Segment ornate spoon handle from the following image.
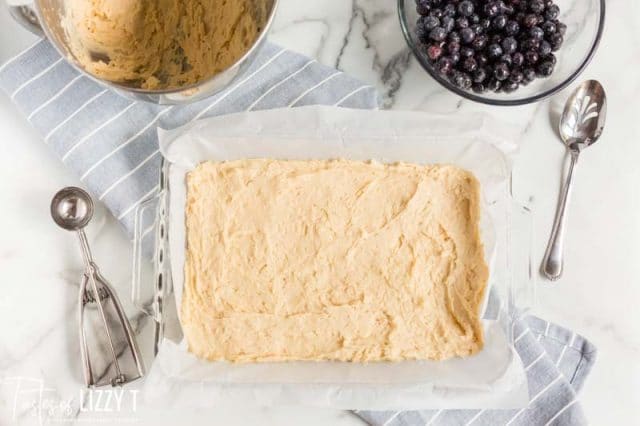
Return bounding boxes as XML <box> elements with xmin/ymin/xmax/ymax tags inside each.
<box><xmin>541</xmin><ymin>150</ymin><xmax>579</xmax><ymax>281</ymax></box>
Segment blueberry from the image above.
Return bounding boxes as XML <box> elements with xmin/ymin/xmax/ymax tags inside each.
<box><xmin>510</xmin><ymin>70</ymin><xmax>524</xmax><ymax>83</ymax></box>
<box><xmin>555</xmin><ymin>21</ymin><xmax>567</xmax><ymax>36</ymax></box>
<box><xmin>505</xmin><ymin>20</ymin><xmax>520</xmax><ymax>36</ymax></box>
<box><xmin>416</xmin><ymin>23</ymin><xmax>428</xmax><ymax>41</ymax></box>
<box><xmin>490</xmin><ymin>34</ymin><xmax>503</xmax><ymax>44</ymax></box>
<box><xmin>515</xmin><ymin>0</ymin><xmax>528</xmax><ymax>11</ymax></box>
<box><xmin>443</xmin><ymin>3</ymin><xmax>457</xmax><ymax>17</ymax></box>
<box><xmin>456</xmin><ymin>17</ymin><xmax>470</xmax><ymax>29</ymax></box>
<box><xmin>426</xmin><ymin>44</ymin><xmax>443</xmax><ymax>60</ymax></box>
<box><xmin>523</xmin><ymin>67</ymin><xmax>536</xmax><ymax>81</ymax></box>
<box><xmin>548</xmin><ymin>53</ymin><xmax>557</xmax><ymax>65</ymax></box>
<box><xmin>487</xmin><ymin>43</ymin><xmax>503</xmax><ymax>58</ymax></box>
<box><xmin>429</xmin><ymin>27</ymin><xmax>447</xmax><ymax>41</ymax></box>
<box><xmin>472</xmin><ymin>83</ymin><xmax>487</xmax><ymax>93</ymax></box>
<box><xmin>487</xmin><ymin>78</ymin><xmax>502</xmax><ymax>92</ymax></box>
<box><xmin>449</xmin><ymin>51</ymin><xmax>461</xmax><ymax>63</ymax></box>
<box><xmin>501</xmin><ymin>36</ymin><xmax>517</xmax><ymax>54</ymax></box>
<box><xmin>422</xmin><ymin>15</ymin><xmax>440</xmax><ymax>31</ymax></box>
<box><xmin>492</xmin><ymin>15</ymin><xmax>507</xmax><ymax>30</ymax></box>
<box><xmin>462</xmin><ymin>57</ymin><xmax>478</xmax><ymax>72</ymax></box>
<box><xmin>530</xmin><ymin>26</ymin><xmax>544</xmax><ymax>40</ymax></box>
<box><xmin>416</xmin><ymin>0</ymin><xmax>432</xmax><ymax>15</ymax></box>
<box><xmin>429</xmin><ymin>8</ymin><xmax>443</xmax><ymax>19</ymax></box>
<box><xmin>470</xmin><ymin>14</ymin><xmax>480</xmax><ymax>24</ymax></box>
<box><xmin>424</xmin><ymin>0</ymin><xmax>439</xmax><ymax>8</ymax></box>
<box><xmin>502</xmin><ymin>4</ymin><xmax>515</xmax><ymax>15</ymax></box>
<box><xmin>447</xmin><ymin>41</ymin><xmax>461</xmax><ymax>54</ymax></box>
<box><xmin>545</xmin><ymin>4</ymin><xmax>560</xmax><ymax>20</ymax></box>
<box><xmin>537</xmin><ymin>60</ymin><xmax>554</xmax><ymax>77</ymax></box>
<box><xmin>483</xmin><ymin>2</ymin><xmax>500</xmax><ymax>18</ymax></box>
<box><xmin>494</xmin><ymin>62</ymin><xmax>510</xmax><ymax>80</ymax></box>
<box><xmin>523</xmin><ymin>14</ymin><xmax>539</xmax><ymax>28</ymax></box>
<box><xmin>451</xmin><ymin>71</ymin><xmax>472</xmax><ymax>89</ymax></box>
<box><xmin>481</xmin><ymin>18</ymin><xmax>492</xmax><ymax>30</ymax></box>
<box><xmin>530</xmin><ymin>0</ymin><xmax>545</xmax><ymax>14</ymax></box>
<box><xmin>502</xmin><ymin>80</ymin><xmax>519</xmax><ymax>93</ymax></box>
<box><xmin>460</xmin><ymin>46</ymin><xmax>475</xmax><ymax>58</ymax></box>
<box><xmin>449</xmin><ymin>31</ymin><xmax>461</xmax><ymax>42</ymax></box>
<box><xmin>525</xmin><ymin>50</ymin><xmax>539</xmax><ymax>64</ymax></box>
<box><xmin>436</xmin><ymin>56</ymin><xmax>454</xmax><ymax>75</ymax></box>
<box><xmin>476</xmin><ymin>53</ymin><xmax>489</xmax><ymax>66</ymax></box>
<box><xmin>512</xmin><ymin>52</ymin><xmax>525</xmax><ymax>67</ymax></box>
<box><xmin>542</xmin><ymin>21</ymin><xmax>557</xmax><ymax>35</ymax></box>
<box><xmin>500</xmin><ymin>54</ymin><xmax>513</xmax><ymax>66</ymax></box>
<box><xmin>550</xmin><ymin>33</ymin><xmax>564</xmax><ymax>50</ymax></box>
<box><xmin>458</xmin><ymin>0</ymin><xmax>475</xmax><ymax>17</ymax></box>
<box><xmin>471</xmin><ymin>34</ymin><xmax>488</xmax><ymax>50</ymax></box>
<box><xmin>521</xmin><ymin>38</ymin><xmax>540</xmax><ymax>51</ymax></box>
<box><xmin>471</xmin><ymin>24</ymin><xmax>484</xmax><ymax>35</ymax></box>
<box><xmin>461</xmin><ymin>27</ymin><xmax>476</xmax><ymax>43</ymax></box>
<box><xmin>473</xmin><ymin>68</ymin><xmax>487</xmax><ymax>83</ymax></box>
<box><xmin>442</xmin><ymin>16</ymin><xmax>455</xmax><ymax>32</ymax></box>
<box><xmin>539</xmin><ymin>40</ymin><xmax>552</xmax><ymax>56</ymax></box>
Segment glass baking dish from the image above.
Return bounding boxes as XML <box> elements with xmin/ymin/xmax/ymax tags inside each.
<box><xmin>130</xmin><ymin>107</ymin><xmax>536</xmax><ymax>409</ymax></box>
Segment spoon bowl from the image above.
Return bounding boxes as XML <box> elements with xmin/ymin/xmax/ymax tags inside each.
<box><xmin>559</xmin><ymin>80</ymin><xmax>607</xmax><ymax>151</ymax></box>
<box><xmin>50</xmin><ymin>187</ymin><xmax>94</xmax><ymax>231</ymax></box>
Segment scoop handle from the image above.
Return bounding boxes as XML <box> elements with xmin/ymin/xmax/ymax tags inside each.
<box><xmin>541</xmin><ymin>150</ymin><xmax>579</xmax><ymax>281</ymax></box>
<box><xmin>76</xmin><ymin>229</ymin><xmax>95</xmax><ymax>268</ymax></box>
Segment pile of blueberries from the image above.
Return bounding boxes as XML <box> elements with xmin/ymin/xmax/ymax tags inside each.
<box><xmin>414</xmin><ymin>0</ymin><xmax>567</xmax><ymax>94</ymax></box>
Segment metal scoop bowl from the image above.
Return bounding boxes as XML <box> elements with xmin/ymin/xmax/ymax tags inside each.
<box><xmin>51</xmin><ymin>187</ymin><xmax>144</xmax><ymax>387</ymax></box>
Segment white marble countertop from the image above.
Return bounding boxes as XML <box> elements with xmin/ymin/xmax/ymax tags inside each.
<box><xmin>0</xmin><ymin>0</ymin><xmax>638</xmax><ymax>425</ymax></box>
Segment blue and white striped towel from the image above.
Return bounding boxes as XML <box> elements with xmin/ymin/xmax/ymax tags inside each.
<box><xmin>0</xmin><ymin>39</ymin><xmax>596</xmax><ymax>426</ymax></box>
<box><xmin>357</xmin><ymin>315</ymin><xmax>596</xmax><ymax>426</ymax></box>
<box><xmin>0</xmin><ymin>39</ymin><xmax>379</xmax><ymax>235</ymax></box>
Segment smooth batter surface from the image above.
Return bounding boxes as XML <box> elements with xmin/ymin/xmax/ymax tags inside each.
<box><xmin>62</xmin><ymin>0</ymin><xmax>268</xmax><ymax>90</ymax></box>
<box><xmin>182</xmin><ymin>159</ymin><xmax>488</xmax><ymax>363</ymax></box>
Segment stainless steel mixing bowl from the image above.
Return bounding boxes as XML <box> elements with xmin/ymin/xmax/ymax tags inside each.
<box><xmin>9</xmin><ymin>0</ymin><xmax>278</xmax><ymax>104</ymax></box>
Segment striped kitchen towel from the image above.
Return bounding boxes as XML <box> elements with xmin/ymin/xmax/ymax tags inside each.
<box><xmin>0</xmin><ymin>39</ymin><xmax>596</xmax><ymax>426</ymax></box>
<box><xmin>0</xmin><ymin>39</ymin><xmax>379</xmax><ymax>237</ymax></box>
<box><xmin>357</xmin><ymin>315</ymin><xmax>596</xmax><ymax>426</ymax></box>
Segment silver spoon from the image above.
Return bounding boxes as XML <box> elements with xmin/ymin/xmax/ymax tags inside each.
<box><xmin>51</xmin><ymin>187</ymin><xmax>144</xmax><ymax>386</ymax></box>
<box><xmin>541</xmin><ymin>80</ymin><xmax>607</xmax><ymax>281</ymax></box>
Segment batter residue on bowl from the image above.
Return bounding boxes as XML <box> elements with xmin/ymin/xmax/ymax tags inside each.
<box><xmin>62</xmin><ymin>0</ymin><xmax>268</xmax><ymax>90</ymax></box>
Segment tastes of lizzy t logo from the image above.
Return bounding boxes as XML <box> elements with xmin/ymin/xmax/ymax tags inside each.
<box><xmin>79</xmin><ymin>388</ymin><xmax>139</xmax><ymax>413</ymax></box>
<box><xmin>1</xmin><ymin>376</ymin><xmax>139</xmax><ymax>424</ymax></box>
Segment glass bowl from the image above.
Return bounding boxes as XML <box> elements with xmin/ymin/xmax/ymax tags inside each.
<box><xmin>398</xmin><ymin>0</ymin><xmax>605</xmax><ymax>106</ymax></box>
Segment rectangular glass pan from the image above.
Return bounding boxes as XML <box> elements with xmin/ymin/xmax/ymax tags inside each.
<box><xmin>131</xmin><ymin>107</ymin><xmax>535</xmax><ymax>409</ymax></box>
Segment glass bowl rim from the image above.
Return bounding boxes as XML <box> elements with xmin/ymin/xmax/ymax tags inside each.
<box><xmin>397</xmin><ymin>0</ymin><xmax>606</xmax><ymax>106</ymax></box>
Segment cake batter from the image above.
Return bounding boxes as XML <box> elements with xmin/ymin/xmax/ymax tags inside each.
<box><xmin>182</xmin><ymin>159</ymin><xmax>488</xmax><ymax>362</ymax></box>
<box><xmin>62</xmin><ymin>0</ymin><xmax>267</xmax><ymax>90</ymax></box>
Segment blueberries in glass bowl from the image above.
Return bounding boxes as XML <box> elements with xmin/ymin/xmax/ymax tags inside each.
<box><xmin>414</xmin><ymin>0</ymin><xmax>567</xmax><ymax>94</ymax></box>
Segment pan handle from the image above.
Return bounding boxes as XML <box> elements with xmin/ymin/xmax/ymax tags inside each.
<box><xmin>132</xmin><ymin>193</ymin><xmax>163</xmax><ymax>321</ymax></box>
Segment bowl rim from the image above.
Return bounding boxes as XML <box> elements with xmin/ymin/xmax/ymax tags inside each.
<box><xmin>398</xmin><ymin>0</ymin><xmax>606</xmax><ymax>106</ymax></box>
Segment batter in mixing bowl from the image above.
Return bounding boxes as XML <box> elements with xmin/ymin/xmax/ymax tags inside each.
<box><xmin>62</xmin><ymin>0</ymin><xmax>268</xmax><ymax>90</ymax></box>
